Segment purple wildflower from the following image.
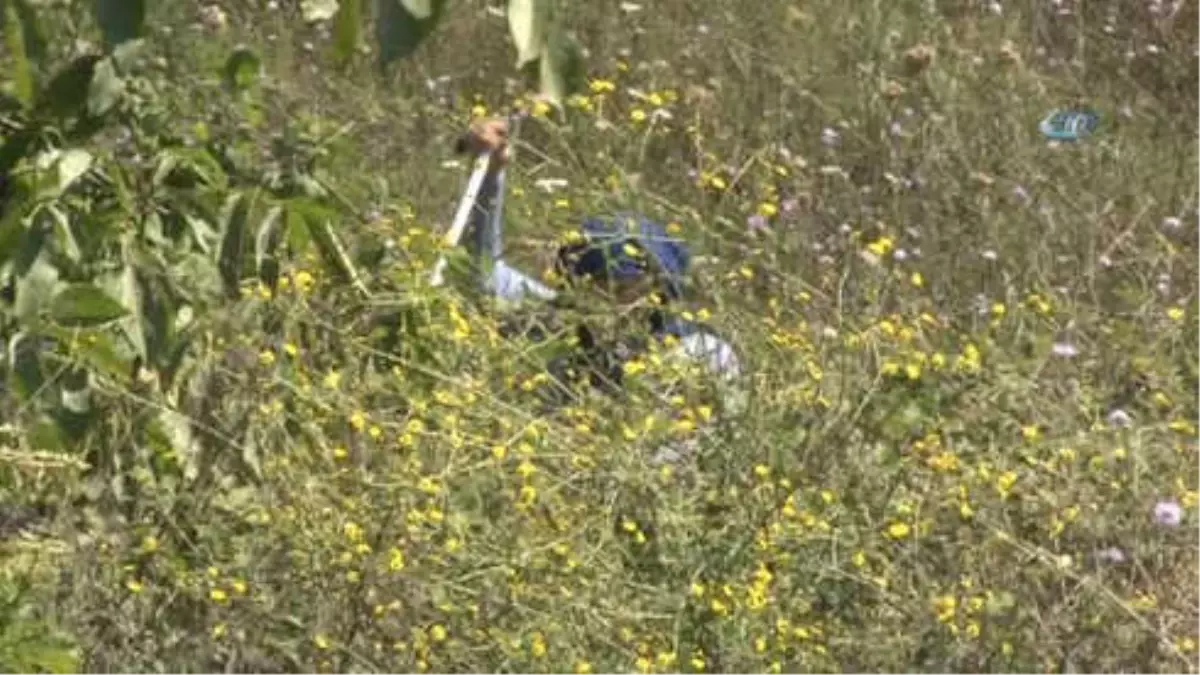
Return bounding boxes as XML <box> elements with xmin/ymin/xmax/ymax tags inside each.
<box><xmin>1153</xmin><ymin>499</ymin><xmax>1183</xmax><ymax>527</ymax></box>
<box><xmin>1051</xmin><ymin>342</ymin><xmax>1079</xmax><ymax>358</ymax></box>
<box><xmin>1106</xmin><ymin>409</ymin><xmax>1133</xmax><ymax>428</ymax></box>
<box><xmin>747</xmin><ymin>214</ymin><xmax>769</xmax><ymax>232</ymax></box>
<box><xmin>1095</xmin><ymin>546</ymin><xmax>1127</xmax><ymax>564</ymax></box>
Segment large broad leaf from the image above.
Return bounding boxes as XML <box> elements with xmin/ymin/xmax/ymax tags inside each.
<box><xmin>156</xmin><ymin>147</ymin><xmax>229</xmax><ymax>190</ymax></box>
<box><xmin>3</xmin><ymin>0</ymin><xmax>46</xmax><ymax>60</ymax></box>
<box><xmin>0</xmin><ymin>126</ymin><xmax>37</xmax><ymax>176</ymax></box>
<box><xmin>301</xmin><ymin>0</ymin><xmax>339</xmax><ymax>21</ymax></box>
<box><xmin>173</xmin><ymin>251</ymin><xmax>224</xmax><ymax>304</ymax></box>
<box><xmin>86</xmin><ymin>56</ymin><xmax>124</xmax><ymax>117</ymax></box>
<box><xmin>507</xmin><ymin>0</ymin><xmax>546</xmax><ymax>68</ymax></box>
<box><xmin>45</xmin><ymin>203</ymin><xmax>81</xmax><ymax>263</ymax></box>
<box><xmin>375</xmin><ymin>0</ymin><xmax>446</xmax><ymax>65</ymax></box>
<box><xmin>217</xmin><ymin>191</ymin><xmax>252</xmax><ymax>298</ymax></box>
<box><xmin>11</xmin><ymin>207</ymin><xmax>47</xmax><ymax>275</ymax></box>
<box><xmin>0</xmin><ymin>215</ymin><xmax>25</xmax><ymax>268</ymax></box>
<box><xmin>13</xmin><ymin>248</ymin><xmax>59</xmax><ymax>322</ymax></box>
<box><xmin>2</xmin><ymin>0</ymin><xmax>33</xmax><ymax>106</ymax></box>
<box><xmin>401</xmin><ymin>0</ymin><xmax>437</xmax><ymax>19</ymax></box>
<box><xmin>49</xmin><ymin>283</ymin><xmax>129</xmax><ymax>327</ymax></box>
<box><xmin>92</xmin><ymin>0</ymin><xmax>145</xmax><ymax>49</ymax></box>
<box><xmin>254</xmin><ymin>204</ymin><xmax>284</xmax><ymax>291</ymax></box>
<box><xmin>0</xmin><ymin>174</ymin><xmax>29</xmax><ymax>267</ymax></box>
<box><xmin>6</xmin><ymin>330</ymin><xmax>44</xmax><ymax>401</ymax></box>
<box><xmin>96</xmin><ymin>263</ymin><xmax>147</xmax><ymax>363</ymax></box>
<box><xmin>284</xmin><ymin>200</ymin><xmax>313</xmax><ymax>254</ymax></box>
<box><xmin>31</xmin><ymin>148</ymin><xmax>93</xmax><ymax>200</ymax></box>
<box><xmin>1</xmin><ymin>0</ymin><xmax>47</xmax><ymax>104</ymax></box>
<box><xmin>43</xmin><ymin>324</ymin><xmax>132</xmax><ymax>380</ymax></box>
<box><xmin>538</xmin><ymin>25</ymin><xmax>585</xmax><ymax>108</ymax></box>
<box><xmin>331</xmin><ymin>0</ymin><xmax>361</xmax><ymax>65</ymax></box>
<box><xmin>185</xmin><ymin>213</ymin><xmax>219</xmax><ymax>254</ymax></box>
<box><xmin>34</xmin><ymin>54</ymin><xmax>102</xmax><ymax>122</ymax></box>
<box><xmin>135</xmin><ymin>268</ymin><xmax>175</xmax><ymax>378</ymax></box>
<box><xmin>288</xmin><ymin>197</ymin><xmax>368</xmax><ymax>296</ymax></box>
<box><xmin>110</xmin><ymin>37</ymin><xmax>146</xmax><ymax>71</ymax></box>
<box><xmin>56</xmin><ymin>148</ymin><xmax>92</xmax><ymax>193</ymax></box>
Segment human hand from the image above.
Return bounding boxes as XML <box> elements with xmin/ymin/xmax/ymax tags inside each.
<box><xmin>455</xmin><ymin>117</ymin><xmax>510</xmax><ymax>168</ymax></box>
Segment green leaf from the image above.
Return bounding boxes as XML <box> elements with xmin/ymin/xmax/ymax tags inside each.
<box><xmin>0</xmin><ymin>179</ymin><xmax>28</xmax><ymax>268</ymax></box>
<box><xmin>217</xmin><ymin>191</ymin><xmax>252</xmax><ymax>298</ymax></box>
<box><xmin>289</xmin><ymin>197</ymin><xmax>368</xmax><ymax>295</ymax></box>
<box><xmin>6</xmin><ymin>330</ymin><xmax>44</xmax><ymax>401</ymax></box>
<box><xmin>284</xmin><ymin>200</ymin><xmax>313</xmax><ymax>254</ymax></box>
<box><xmin>158</xmin><ymin>147</ymin><xmax>228</xmax><ymax>190</ymax></box>
<box><xmin>0</xmin><ymin>126</ymin><xmax>37</xmax><ymax>176</ymax></box>
<box><xmin>222</xmin><ymin>47</ymin><xmax>262</xmax><ymax>91</ymax></box>
<box><xmin>1</xmin><ymin>0</ymin><xmax>47</xmax><ymax>104</ymax></box>
<box><xmin>255</xmin><ymin>204</ymin><xmax>284</xmax><ymax>290</ymax></box>
<box><xmin>43</xmin><ymin>324</ymin><xmax>131</xmax><ymax>380</ymax></box>
<box><xmin>44</xmin><ymin>203</ymin><xmax>80</xmax><ymax>263</ymax></box>
<box><xmin>507</xmin><ymin>0</ymin><xmax>546</xmax><ymax>68</ymax></box>
<box><xmin>301</xmin><ymin>0</ymin><xmax>339</xmax><ymax>21</ymax></box>
<box><xmin>13</xmin><ymin>248</ymin><xmax>59</xmax><ymax>323</ymax></box>
<box><xmin>331</xmin><ymin>0</ymin><xmax>361</xmax><ymax>64</ymax></box>
<box><xmin>2</xmin><ymin>0</ymin><xmax>33</xmax><ymax>106</ymax></box>
<box><xmin>185</xmin><ymin>213</ymin><xmax>218</xmax><ymax>254</ymax></box>
<box><xmin>375</xmin><ymin>0</ymin><xmax>446</xmax><ymax>65</ymax></box>
<box><xmin>538</xmin><ymin>25</ymin><xmax>584</xmax><ymax>108</ymax></box>
<box><xmin>97</xmin><ymin>264</ymin><xmax>146</xmax><ymax>363</ymax></box>
<box><xmin>402</xmin><ymin>0</ymin><xmax>437</xmax><ymax>19</ymax></box>
<box><xmin>3</xmin><ymin>0</ymin><xmax>46</xmax><ymax>60</ymax></box>
<box><xmin>56</xmin><ymin>149</ymin><xmax>92</xmax><ymax>193</ymax></box>
<box><xmin>86</xmin><ymin>56</ymin><xmax>124</xmax><ymax>117</ymax></box>
<box><xmin>174</xmin><ymin>252</ymin><xmax>224</xmax><ymax>303</ymax></box>
<box><xmin>34</xmin><ymin>55</ymin><xmax>102</xmax><ymax>122</ymax></box>
<box><xmin>151</xmin><ymin>150</ymin><xmax>179</xmax><ymax>187</ymax></box>
<box><xmin>10</xmin><ymin>206</ymin><xmax>46</xmax><ymax>275</ymax></box>
<box><xmin>110</xmin><ymin>37</ymin><xmax>146</xmax><ymax>71</ymax></box>
<box><xmin>92</xmin><ymin>0</ymin><xmax>145</xmax><ymax>49</ymax></box>
<box><xmin>49</xmin><ymin>283</ymin><xmax>129</xmax><ymax>327</ymax></box>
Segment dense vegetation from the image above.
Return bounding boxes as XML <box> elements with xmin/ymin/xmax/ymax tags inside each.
<box><xmin>1</xmin><ymin>0</ymin><xmax>1196</xmax><ymax>672</ymax></box>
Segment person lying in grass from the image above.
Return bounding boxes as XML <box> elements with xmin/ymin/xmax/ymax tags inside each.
<box><xmin>455</xmin><ymin>117</ymin><xmax>747</xmax><ymax>435</ymax></box>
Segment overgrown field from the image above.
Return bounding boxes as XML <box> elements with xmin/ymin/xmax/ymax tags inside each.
<box><xmin>1</xmin><ymin>0</ymin><xmax>1197</xmax><ymax>672</ymax></box>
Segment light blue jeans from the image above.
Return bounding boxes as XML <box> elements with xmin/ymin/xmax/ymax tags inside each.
<box><xmin>485</xmin><ymin>260</ymin><xmax>559</xmax><ymax>302</ymax></box>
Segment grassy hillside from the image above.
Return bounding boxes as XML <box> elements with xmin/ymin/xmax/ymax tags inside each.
<box><xmin>1</xmin><ymin>0</ymin><xmax>1197</xmax><ymax>672</ymax></box>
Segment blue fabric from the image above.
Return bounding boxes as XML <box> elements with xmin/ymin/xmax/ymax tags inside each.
<box><xmin>563</xmin><ymin>213</ymin><xmax>691</xmax><ymax>298</ymax></box>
